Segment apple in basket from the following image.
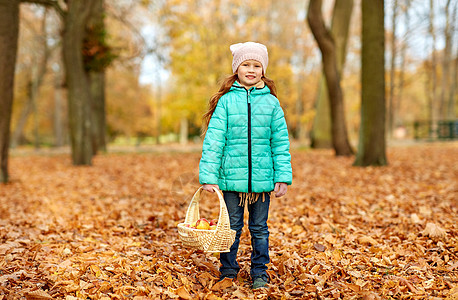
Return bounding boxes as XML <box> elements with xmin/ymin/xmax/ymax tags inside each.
<box><xmin>195</xmin><ymin>218</ymin><xmax>210</xmax><ymax>230</ymax></box>
<box><xmin>209</xmin><ymin>219</ymin><xmax>217</xmax><ymax>226</ymax></box>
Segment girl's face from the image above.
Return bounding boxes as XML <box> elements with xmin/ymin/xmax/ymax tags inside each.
<box><xmin>236</xmin><ymin>60</ymin><xmax>263</xmax><ymax>89</ymax></box>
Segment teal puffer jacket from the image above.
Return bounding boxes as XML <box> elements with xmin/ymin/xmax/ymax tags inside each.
<box><xmin>199</xmin><ymin>81</ymin><xmax>292</xmax><ymax>193</ymax></box>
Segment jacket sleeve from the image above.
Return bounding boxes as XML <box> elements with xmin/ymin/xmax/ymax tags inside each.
<box><xmin>271</xmin><ymin>101</ymin><xmax>292</xmax><ymax>185</ymax></box>
<box><xmin>199</xmin><ymin>98</ymin><xmax>227</xmax><ymax>185</ymax></box>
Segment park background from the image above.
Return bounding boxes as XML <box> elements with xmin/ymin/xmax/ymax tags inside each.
<box><xmin>6</xmin><ymin>0</ymin><xmax>457</xmax><ymax>152</ymax></box>
<box><xmin>0</xmin><ymin>0</ymin><xmax>457</xmax><ymax>299</ymax></box>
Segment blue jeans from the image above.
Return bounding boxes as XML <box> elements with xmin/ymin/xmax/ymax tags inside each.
<box><xmin>219</xmin><ymin>191</ymin><xmax>270</xmax><ymax>281</ymax></box>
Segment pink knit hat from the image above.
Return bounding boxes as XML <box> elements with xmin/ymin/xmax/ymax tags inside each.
<box><xmin>230</xmin><ymin>42</ymin><xmax>269</xmax><ymax>74</ymax></box>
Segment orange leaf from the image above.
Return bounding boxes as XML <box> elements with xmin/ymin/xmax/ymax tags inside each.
<box><xmin>24</xmin><ymin>290</ymin><xmax>52</xmax><ymax>300</ymax></box>
<box><xmin>211</xmin><ymin>278</ymin><xmax>233</xmax><ymax>291</ymax></box>
<box><xmin>175</xmin><ymin>286</ymin><xmax>191</xmax><ymax>299</ymax></box>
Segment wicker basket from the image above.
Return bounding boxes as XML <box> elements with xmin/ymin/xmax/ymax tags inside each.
<box><xmin>177</xmin><ymin>186</ymin><xmax>236</xmax><ymax>253</ymax></box>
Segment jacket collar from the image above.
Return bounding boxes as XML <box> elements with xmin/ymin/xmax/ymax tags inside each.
<box><xmin>230</xmin><ymin>80</ymin><xmax>270</xmax><ymax>95</ymax></box>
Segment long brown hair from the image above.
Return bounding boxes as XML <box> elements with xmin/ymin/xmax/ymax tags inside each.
<box><xmin>202</xmin><ymin>74</ymin><xmax>277</xmax><ymax>135</ymax></box>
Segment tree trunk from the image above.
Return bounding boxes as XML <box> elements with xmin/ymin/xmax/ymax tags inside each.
<box><xmin>354</xmin><ymin>0</ymin><xmax>387</xmax><ymax>167</ymax></box>
<box><xmin>310</xmin><ymin>0</ymin><xmax>353</xmax><ymax>149</ymax></box>
<box><xmin>427</xmin><ymin>0</ymin><xmax>438</xmax><ymax>136</ymax></box>
<box><xmin>155</xmin><ymin>76</ymin><xmax>163</xmax><ymax>144</ymax></box>
<box><xmin>307</xmin><ymin>0</ymin><xmax>354</xmax><ymax>156</ymax></box>
<box><xmin>388</xmin><ymin>0</ymin><xmax>398</xmax><ymax>138</ymax></box>
<box><xmin>397</xmin><ymin>0</ymin><xmax>411</xmax><ymax>127</ymax></box>
<box><xmin>54</xmin><ymin>68</ymin><xmax>65</xmax><ymax>147</ymax></box>
<box><xmin>11</xmin><ymin>84</ymin><xmax>33</xmax><ymax>148</ymax></box>
<box><xmin>0</xmin><ymin>0</ymin><xmax>20</xmax><ymax>183</ymax></box>
<box><xmin>295</xmin><ymin>72</ymin><xmax>308</xmax><ymax>143</ymax></box>
<box><xmin>440</xmin><ymin>0</ymin><xmax>452</xmax><ymax>120</ymax></box>
<box><xmin>89</xmin><ymin>71</ymin><xmax>106</xmax><ymax>153</ymax></box>
<box><xmin>87</xmin><ymin>0</ymin><xmax>107</xmax><ymax>154</ymax></box>
<box><xmin>63</xmin><ymin>0</ymin><xmax>96</xmax><ymax>165</ymax></box>
<box><xmin>310</xmin><ymin>77</ymin><xmax>332</xmax><ymax>148</ymax></box>
<box><xmin>447</xmin><ymin>1</ymin><xmax>457</xmax><ymax>119</ymax></box>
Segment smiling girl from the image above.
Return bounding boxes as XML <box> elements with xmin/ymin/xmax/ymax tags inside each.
<box><xmin>199</xmin><ymin>42</ymin><xmax>292</xmax><ymax>289</ymax></box>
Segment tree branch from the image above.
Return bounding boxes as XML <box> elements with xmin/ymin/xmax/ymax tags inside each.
<box><xmin>20</xmin><ymin>0</ymin><xmax>65</xmax><ymax>18</ymax></box>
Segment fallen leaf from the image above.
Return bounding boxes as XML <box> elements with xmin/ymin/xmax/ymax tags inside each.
<box><xmin>211</xmin><ymin>277</ymin><xmax>233</xmax><ymax>291</ymax></box>
<box><xmin>397</xmin><ymin>277</ymin><xmax>417</xmax><ymax>293</ymax></box>
<box><xmin>310</xmin><ymin>264</ymin><xmax>320</xmax><ymax>275</ymax></box>
<box><xmin>346</xmin><ymin>283</ymin><xmax>361</xmax><ymax>292</ymax></box>
<box><xmin>197</xmin><ymin>272</ymin><xmax>215</xmax><ymax>288</ymax></box>
<box><xmin>24</xmin><ymin>290</ymin><xmax>52</xmax><ymax>300</ymax></box>
<box><xmin>422</xmin><ymin>222</ymin><xmax>447</xmax><ymax>238</ymax></box>
<box><xmin>231</xmin><ymin>287</ymin><xmax>248</xmax><ymax>298</ymax></box>
<box><xmin>410</xmin><ymin>213</ymin><xmax>421</xmax><ymax>224</ymax></box>
<box><xmin>314</xmin><ymin>243</ymin><xmax>326</xmax><ymax>252</ymax></box>
<box><xmin>175</xmin><ymin>286</ymin><xmax>191</xmax><ymax>299</ymax></box>
<box><xmin>358</xmin><ymin>236</ymin><xmax>378</xmax><ymax>246</ymax></box>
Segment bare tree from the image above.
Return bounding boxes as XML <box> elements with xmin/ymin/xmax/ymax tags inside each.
<box><xmin>307</xmin><ymin>0</ymin><xmax>354</xmax><ymax>156</ymax></box>
<box><xmin>353</xmin><ymin>0</ymin><xmax>387</xmax><ymax>166</ymax></box>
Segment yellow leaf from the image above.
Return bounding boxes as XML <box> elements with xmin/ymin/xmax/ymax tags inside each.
<box><xmin>163</xmin><ymin>273</ymin><xmax>174</xmax><ymax>287</ymax></box>
<box><xmin>332</xmin><ymin>249</ymin><xmax>342</xmax><ymax>263</ymax></box>
<box><xmin>90</xmin><ymin>265</ymin><xmax>102</xmax><ymax>277</ymax></box>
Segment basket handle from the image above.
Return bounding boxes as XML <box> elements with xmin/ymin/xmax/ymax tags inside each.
<box><xmin>184</xmin><ymin>186</ymin><xmax>230</xmax><ymax>229</ymax></box>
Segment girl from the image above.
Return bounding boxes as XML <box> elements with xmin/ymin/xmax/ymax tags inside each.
<box><xmin>199</xmin><ymin>42</ymin><xmax>292</xmax><ymax>289</ymax></box>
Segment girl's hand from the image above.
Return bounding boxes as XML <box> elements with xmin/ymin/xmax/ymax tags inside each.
<box><xmin>274</xmin><ymin>182</ymin><xmax>287</xmax><ymax>197</ymax></box>
<box><xmin>202</xmin><ymin>184</ymin><xmax>219</xmax><ymax>193</ymax></box>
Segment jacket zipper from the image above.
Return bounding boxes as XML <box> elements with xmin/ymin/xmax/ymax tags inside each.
<box><xmin>247</xmin><ymin>89</ymin><xmax>252</xmax><ymax>193</ymax></box>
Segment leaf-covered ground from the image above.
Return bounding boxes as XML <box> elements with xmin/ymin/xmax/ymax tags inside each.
<box><xmin>0</xmin><ymin>143</ymin><xmax>457</xmax><ymax>299</ymax></box>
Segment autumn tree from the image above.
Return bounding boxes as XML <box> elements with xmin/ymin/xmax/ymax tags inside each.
<box><xmin>307</xmin><ymin>0</ymin><xmax>354</xmax><ymax>156</ymax></box>
<box><xmin>31</xmin><ymin>0</ymin><xmax>112</xmax><ymax>163</ymax></box>
<box><xmin>160</xmin><ymin>0</ymin><xmax>299</xmax><ymax>140</ymax></box>
<box><xmin>353</xmin><ymin>0</ymin><xmax>387</xmax><ymax>166</ymax></box>
<box><xmin>11</xmin><ymin>7</ymin><xmax>54</xmax><ymax>149</ymax></box>
<box><xmin>0</xmin><ymin>0</ymin><xmax>20</xmax><ymax>183</ymax></box>
<box><xmin>309</xmin><ymin>0</ymin><xmax>354</xmax><ymax>149</ymax></box>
